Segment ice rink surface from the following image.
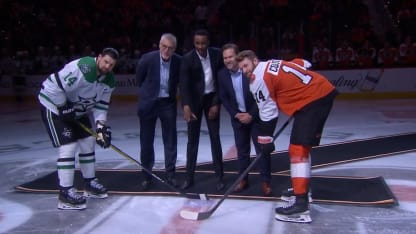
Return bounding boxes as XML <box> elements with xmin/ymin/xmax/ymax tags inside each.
<box><xmin>1</xmin><ymin>98</ymin><xmax>415</xmax><ymax>234</ymax></box>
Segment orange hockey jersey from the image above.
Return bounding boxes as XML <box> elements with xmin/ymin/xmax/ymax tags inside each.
<box><xmin>252</xmin><ymin>58</ymin><xmax>335</xmax><ymax>116</ymax></box>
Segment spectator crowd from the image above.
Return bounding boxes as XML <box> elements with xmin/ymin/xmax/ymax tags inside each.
<box><xmin>1</xmin><ymin>0</ymin><xmax>416</xmax><ymax>75</ymax></box>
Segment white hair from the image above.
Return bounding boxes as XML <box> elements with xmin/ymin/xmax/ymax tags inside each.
<box><xmin>160</xmin><ymin>33</ymin><xmax>177</xmax><ymax>48</ymax></box>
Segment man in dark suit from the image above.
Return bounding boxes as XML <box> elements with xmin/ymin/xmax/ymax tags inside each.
<box><xmin>218</xmin><ymin>43</ymin><xmax>273</xmax><ymax>196</ymax></box>
<box><xmin>136</xmin><ymin>33</ymin><xmax>181</xmax><ymax>190</ymax></box>
<box><xmin>179</xmin><ymin>29</ymin><xmax>225</xmax><ymax>191</ymax></box>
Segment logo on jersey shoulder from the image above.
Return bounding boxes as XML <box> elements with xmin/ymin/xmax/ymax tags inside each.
<box><xmin>266</xmin><ymin>60</ymin><xmax>281</xmax><ymax>76</ymax></box>
<box><xmin>79</xmin><ymin>64</ymin><xmax>92</xmax><ymax>74</ymax></box>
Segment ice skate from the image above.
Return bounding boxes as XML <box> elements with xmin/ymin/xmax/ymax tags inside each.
<box><xmin>280</xmin><ymin>188</ymin><xmax>313</xmax><ymax>203</ymax></box>
<box><xmin>57</xmin><ymin>187</ymin><xmax>87</xmax><ymax>210</ymax></box>
<box><xmin>84</xmin><ymin>178</ymin><xmax>108</xmax><ymax>198</ymax></box>
<box><xmin>275</xmin><ymin>194</ymin><xmax>312</xmax><ymax>223</ymax></box>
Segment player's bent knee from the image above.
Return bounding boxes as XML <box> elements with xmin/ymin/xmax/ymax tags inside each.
<box><xmin>289</xmin><ymin>144</ymin><xmax>310</xmax><ymax>163</ymax></box>
<box><xmin>59</xmin><ymin>142</ymin><xmax>77</xmax><ymax>158</ymax></box>
<box><xmin>78</xmin><ymin>136</ymin><xmax>95</xmax><ymax>153</ymax></box>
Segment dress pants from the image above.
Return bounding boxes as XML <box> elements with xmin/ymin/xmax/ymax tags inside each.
<box><xmin>184</xmin><ymin>94</ymin><xmax>223</xmax><ymax>182</ymax></box>
<box><xmin>139</xmin><ymin>98</ymin><xmax>177</xmax><ymax>181</ymax></box>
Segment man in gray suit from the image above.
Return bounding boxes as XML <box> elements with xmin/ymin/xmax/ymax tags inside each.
<box><xmin>136</xmin><ymin>33</ymin><xmax>181</xmax><ymax>190</ymax></box>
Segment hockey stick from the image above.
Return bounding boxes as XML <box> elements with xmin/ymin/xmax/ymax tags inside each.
<box><xmin>78</xmin><ymin>122</ymin><xmax>208</xmax><ymax>200</ymax></box>
<box><xmin>180</xmin><ymin>116</ymin><xmax>294</xmax><ymax>220</ymax></box>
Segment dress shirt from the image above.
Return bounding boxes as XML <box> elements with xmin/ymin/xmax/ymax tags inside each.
<box><xmin>230</xmin><ymin>69</ymin><xmax>246</xmax><ymax>112</ymax></box>
<box><xmin>159</xmin><ymin>56</ymin><xmax>170</xmax><ymax>97</ymax></box>
<box><xmin>196</xmin><ymin>51</ymin><xmax>214</xmax><ymax>94</ymax></box>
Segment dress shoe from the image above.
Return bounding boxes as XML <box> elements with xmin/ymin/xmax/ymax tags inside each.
<box><xmin>181</xmin><ymin>180</ymin><xmax>194</xmax><ymax>190</ymax></box>
<box><xmin>141</xmin><ymin>180</ymin><xmax>152</xmax><ymax>190</ymax></box>
<box><xmin>166</xmin><ymin>176</ymin><xmax>177</xmax><ymax>187</ymax></box>
<box><xmin>234</xmin><ymin>180</ymin><xmax>249</xmax><ymax>192</ymax></box>
<box><xmin>261</xmin><ymin>182</ymin><xmax>272</xmax><ymax>196</ymax></box>
<box><xmin>216</xmin><ymin>180</ymin><xmax>226</xmax><ymax>191</ymax></box>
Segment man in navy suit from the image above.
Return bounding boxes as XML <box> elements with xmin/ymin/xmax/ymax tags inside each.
<box><xmin>136</xmin><ymin>33</ymin><xmax>181</xmax><ymax>190</ymax></box>
<box><xmin>218</xmin><ymin>43</ymin><xmax>273</xmax><ymax>196</ymax></box>
<box><xmin>179</xmin><ymin>29</ymin><xmax>225</xmax><ymax>191</ymax></box>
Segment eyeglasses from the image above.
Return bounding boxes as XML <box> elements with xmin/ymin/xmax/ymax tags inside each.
<box><xmin>160</xmin><ymin>43</ymin><xmax>176</xmax><ymax>51</ymax></box>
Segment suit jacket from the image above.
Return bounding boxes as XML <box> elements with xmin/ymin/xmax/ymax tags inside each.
<box><xmin>217</xmin><ymin>67</ymin><xmax>259</xmax><ymax>126</ymax></box>
<box><xmin>136</xmin><ymin>50</ymin><xmax>181</xmax><ymax>115</ymax></box>
<box><xmin>179</xmin><ymin>47</ymin><xmax>223</xmax><ymax>111</ymax></box>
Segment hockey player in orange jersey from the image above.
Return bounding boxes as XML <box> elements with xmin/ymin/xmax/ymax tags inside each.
<box><xmin>236</xmin><ymin>50</ymin><xmax>338</xmax><ymax>223</ymax></box>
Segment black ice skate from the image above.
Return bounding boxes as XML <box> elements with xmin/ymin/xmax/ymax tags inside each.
<box><xmin>84</xmin><ymin>178</ymin><xmax>108</xmax><ymax>198</ymax></box>
<box><xmin>58</xmin><ymin>187</ymin><xmax>87</xmax><ymax>210</ymax></box>
<box><xmin>275</xmin><ymin>194</ymin><xmax>312</xmax><ymax>223</ymax></box>
<box><xmin>280</xmin><ymin>188</ymin><xmax>313</xmax><ymax>203</ymax></box>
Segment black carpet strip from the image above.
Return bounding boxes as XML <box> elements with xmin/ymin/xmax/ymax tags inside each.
<box><xmin>193</xmin><ymin>132</ymin><xmax>416</xmax><ymax>174</ymax></box>
<box><xmin>15</xmin><ymin>133</ymin><xmax>414</xmax><ymax>206</ymax></box>
<box><xmin>15</xmin><ymin>169</ymin><xmax>397</xmax><ymax>206</ymax></box>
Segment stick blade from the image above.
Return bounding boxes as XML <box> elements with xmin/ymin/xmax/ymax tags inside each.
<box><xmin>179</xmin><ymin>209</ymin><xmax>201</xmax><ymax>220</ymax></box>
<box><xmin>179</xmin><ymin>199</ymin><xmax>215</xmax><ymax>220</ymax></box>
<box><xmin>179</xmin><ymin>209</ymin><xmax>213</xmax><ymax>221</ymax></box>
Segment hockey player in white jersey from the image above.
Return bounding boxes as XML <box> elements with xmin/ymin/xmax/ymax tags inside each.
<box><xmin>38</xmin><ymin>47</ymin><xmax>119</xmax><ymax>210</ymax></box>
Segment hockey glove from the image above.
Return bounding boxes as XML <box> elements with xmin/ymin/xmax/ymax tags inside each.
<box><xmin>57</xmin><ymin>103</ymin><xmax>75</xmax><ymax>121</ymax></box>
<box><xmin>96</xmin><ymin>126</ymin><xmax>111</xmax><ymax>148</ymax></box>
<box><xmin>257</xmin><ymin>136</ymin><xmax>275</xmax><ymax>155</ymax></box>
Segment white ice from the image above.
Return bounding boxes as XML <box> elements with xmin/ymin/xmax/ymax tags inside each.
<box><xmin>0</xmin><ymin>98</ymin><xmax>415</xmax><ymax>234</ymax></box>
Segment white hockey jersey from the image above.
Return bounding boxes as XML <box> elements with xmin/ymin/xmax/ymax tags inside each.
<box><xmin>38</xmin><ymin>56</ymin><xmax>115</xmax><ymax>123</ymax></box>
<box><xmin>249</xmin><ymin>61</ymin><xmax>279</xmax><ymax>121</ymax></box>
